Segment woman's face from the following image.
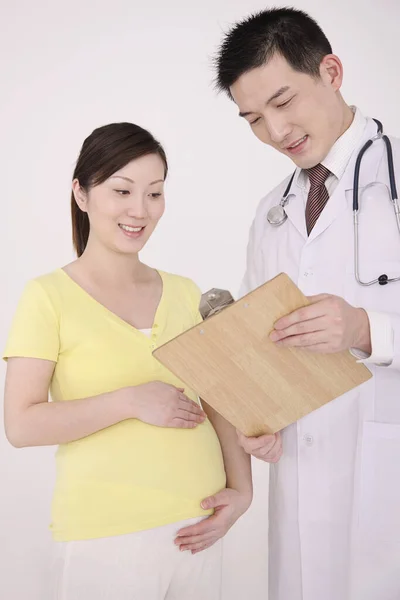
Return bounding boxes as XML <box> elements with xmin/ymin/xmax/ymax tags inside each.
<box><xmin>73</xmin><ymin>153</ymin><xmax>166</xmax><ymax>255</ymax></box>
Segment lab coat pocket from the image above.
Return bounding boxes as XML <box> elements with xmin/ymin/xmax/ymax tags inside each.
<box><xmin>358</xmin><ymin>421</ymin><xmax>400</xmax><ymax>542</ymax></box>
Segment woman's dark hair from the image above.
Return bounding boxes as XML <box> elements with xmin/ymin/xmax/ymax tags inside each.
<box><xmin>71</xmin><ymin>122</ymin><xmax>168</xmax><ymax>256</ymax></box>
<box><xmin>215</xmin><ymin>7</ymin><xmax>333</xmax><ymax>98</ymax></box>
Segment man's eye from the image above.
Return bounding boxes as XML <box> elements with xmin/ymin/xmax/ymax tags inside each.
<box><xmin>277</xmin><ymin>97</ymin><xmax>293</xmax><ymax>108</ymax></box>
<box><xmin>250</xmin><ymin>117</ymin><xmax>261</xmax><ymax>125</ymax></box>
<box><xmin>115</xmin><ymin>189</ymin><xmax>130</xmax><ymax>195</ymax></box>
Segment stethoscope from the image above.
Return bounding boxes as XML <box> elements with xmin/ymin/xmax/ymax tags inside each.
<box><xmin>267</xmin><ymin>119</ymin><xmax>400</xmax><ymax>286</ymax></box>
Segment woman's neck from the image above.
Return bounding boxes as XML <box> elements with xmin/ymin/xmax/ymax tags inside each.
<box><xmin>73</xmin><ymin>239</ymin><xmax>151</xmax><ymax>288</ymax></box>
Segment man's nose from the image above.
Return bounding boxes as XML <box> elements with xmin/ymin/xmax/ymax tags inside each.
<box><xmin>264</xmin><ymin>114</ymin><xmax>292</xmax><ymax>144</ymax></box>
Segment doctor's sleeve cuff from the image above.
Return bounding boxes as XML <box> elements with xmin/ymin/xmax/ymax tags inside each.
<box><xmin>350</xmin><ymin>310</ymin><xmax>394</xmax><ymax>366</ymax></box>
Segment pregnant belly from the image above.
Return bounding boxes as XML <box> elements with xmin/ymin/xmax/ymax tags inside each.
<box><xmin>55</xmin><ymin>418</ymin><xmax>226</xmax><ymax>499</ymax></box>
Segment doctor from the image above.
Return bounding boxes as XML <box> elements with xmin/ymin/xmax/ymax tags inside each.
<box><xmin>215</xmin><ymin>7</ymin><xmax>400</xmax><ymax>600</ymax></box>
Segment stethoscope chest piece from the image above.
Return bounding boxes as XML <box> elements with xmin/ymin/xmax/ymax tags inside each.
<box><xmin>267</xmin><ymin>204</ymin><xmax>288</xmax><ymax>226</ymax></box>
<box><xmin>266</xmin><ymin>171</ymin><xmax>295</xmax><ymax>227</ymax></box>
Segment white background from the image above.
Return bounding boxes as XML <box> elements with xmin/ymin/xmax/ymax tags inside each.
<box><xmin>1</xmin><ymin>0</ymin><xmax>399</xmax><ymax>598</ymax></box>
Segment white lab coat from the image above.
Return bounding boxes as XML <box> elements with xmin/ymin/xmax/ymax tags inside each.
<box><xmin>240</xmin><ymin>117</ymin><xmax>400</xmax><ymax>600</ymax></box>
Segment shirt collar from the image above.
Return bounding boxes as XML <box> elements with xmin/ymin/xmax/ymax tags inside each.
<box><xmin>296</xmin><ymin>106</ymin><xmax>367</xmax><ymax>189</ymax></box>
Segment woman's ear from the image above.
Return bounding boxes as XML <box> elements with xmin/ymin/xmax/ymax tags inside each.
<box><xmin>72</xmin><ymin>179</ymin><xmax>88</xmax><ymax>213</ymax></box>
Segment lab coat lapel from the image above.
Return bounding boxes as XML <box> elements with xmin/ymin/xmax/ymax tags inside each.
<box><xmin>308</xmin><ymin>118</ymin><xmax>383</xmax><ymax>242</ymax></box>
<box><xmin>284</xmin><ymin>171</ymin><xmax>308</xmax><ymax>240</ymax></box>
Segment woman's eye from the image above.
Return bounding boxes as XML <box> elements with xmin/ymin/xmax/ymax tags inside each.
<box><xmin>115</xmin><ymin>189</ymin><xmax>130</xmax><ymax>196</ymax></box>
<box><xmin>149</xmin><ymin>193</ymin><xmax>162</xmax><ymax>199</ymax></box>
<box><xmin>250</xmin><ymin>117</ymin><xmax>261</xmax><ymax>126</ymax></box>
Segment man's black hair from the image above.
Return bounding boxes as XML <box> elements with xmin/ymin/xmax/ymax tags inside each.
<box><xmin>215</xmin><ymin>7</ymin><xmax>332</xmax><ymax>98</ymax></box>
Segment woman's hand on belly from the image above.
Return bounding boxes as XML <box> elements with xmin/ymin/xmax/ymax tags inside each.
<box><xmin>131</xmin><ymin>381</ymin><xmax>206</xmax><ymax>429</ymax></box>
<box><xmin>174</xmin><ymin>488</ymin><xmax>252</xmax><ymax>553</ymax></box>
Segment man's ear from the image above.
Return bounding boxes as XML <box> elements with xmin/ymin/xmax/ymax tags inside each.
<box><xmin>320</xmin><ymin>54</ymin><xmax>344</xmax><ymax>92</ymax></box>
<box><xmin>72</xmin><ymin>179</ymin><xmax>88</xmax><ymax>213</ymax></box>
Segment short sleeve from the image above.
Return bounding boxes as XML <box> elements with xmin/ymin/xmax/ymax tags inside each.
<box><xmin>3</xmin><ymin>279</ymin><xmax>60</xmax><ymax>362</ymax></box>
<box><xmin>185</xmin><ymin>279</ymin><xmax>203</xmax><ymax>326</ymax></box>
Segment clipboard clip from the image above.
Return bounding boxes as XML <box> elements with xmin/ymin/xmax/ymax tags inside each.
<box><xmin>199</xmin><ymin>288</ymin><xmax>235</xmax><ymax>319</ymax></box>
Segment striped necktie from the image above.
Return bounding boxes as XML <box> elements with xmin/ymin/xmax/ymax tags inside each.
<box><xmin>305</xmin><ymin>164</ymin><xmax>330</xmax><ymax>235</ymax></box>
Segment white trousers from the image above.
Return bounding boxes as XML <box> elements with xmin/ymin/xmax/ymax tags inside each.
<box><xmin>52</xmin><ymin>518</ymin><xmax>222</xmax><ymax>600</ymax></box>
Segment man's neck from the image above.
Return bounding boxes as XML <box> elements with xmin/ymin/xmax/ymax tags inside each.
<box><xmin>337</xmin><ymin>102</ymin><xmax>355</xmax><ymax>141</ymax></box>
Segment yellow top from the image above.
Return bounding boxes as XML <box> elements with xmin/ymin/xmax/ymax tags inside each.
<box><xmin>3</xmin><ymin>269</ymin><xmax>226</xmax><ymax>541</ymax></box>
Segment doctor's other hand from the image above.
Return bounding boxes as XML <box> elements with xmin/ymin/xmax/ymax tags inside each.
<box><xmin>269</xmin><ymin>293</ymin><xmax>371</xmax><ymax>354</ymax></box>
<box><xmin>174</xmin><ymin>488</ymin><xmax>252</xmax><ymax>554</ymax></box>
<box><xmin>237</xmin><ymin>430</ymin><xmax>283</xmax><ymax>463</ymax></box>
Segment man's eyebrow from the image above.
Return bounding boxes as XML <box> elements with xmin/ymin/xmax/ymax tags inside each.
<box><xmin>238</xmin><ymin>86</ymin><xmax>291</xmax><ymax>118</ymax></box>
<box><xmin>267</xmin><ymin>86</ymin><xmax>290</xmax><ymax>104</ymax></box>
<box><xmin>239</xmin><ymin>110</ymin><xmax>255</xmax><ymax>118</ymax></box>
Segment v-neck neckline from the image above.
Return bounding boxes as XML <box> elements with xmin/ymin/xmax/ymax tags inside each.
<box><xmin>58</xmin><ymin>267</ymin><xmax>166</xmax><ymax>337</ymax></box>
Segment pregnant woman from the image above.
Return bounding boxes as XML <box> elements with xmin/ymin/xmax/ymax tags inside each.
<box><xmin>3</xmin><ymin>122</ymin><xmax>252</xmax><ymax>599</ymax></box>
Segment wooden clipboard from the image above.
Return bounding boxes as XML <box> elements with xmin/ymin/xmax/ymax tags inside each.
<box><xmin>153</xmin><ymin>273</ymin><xmax>372</xmax><ymax>436</ymax></box>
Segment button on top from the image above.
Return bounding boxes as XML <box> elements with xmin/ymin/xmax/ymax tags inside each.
<box><xmin>303</xmin><ymin>434</ymin><xmax>314</xmax><ymax>446</ymax></box>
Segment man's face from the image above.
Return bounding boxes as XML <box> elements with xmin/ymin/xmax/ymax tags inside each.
<box><xmin>230</xmin><ymin>53</ymin><xmax>344</xmax><ymax>169</ymax></box>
